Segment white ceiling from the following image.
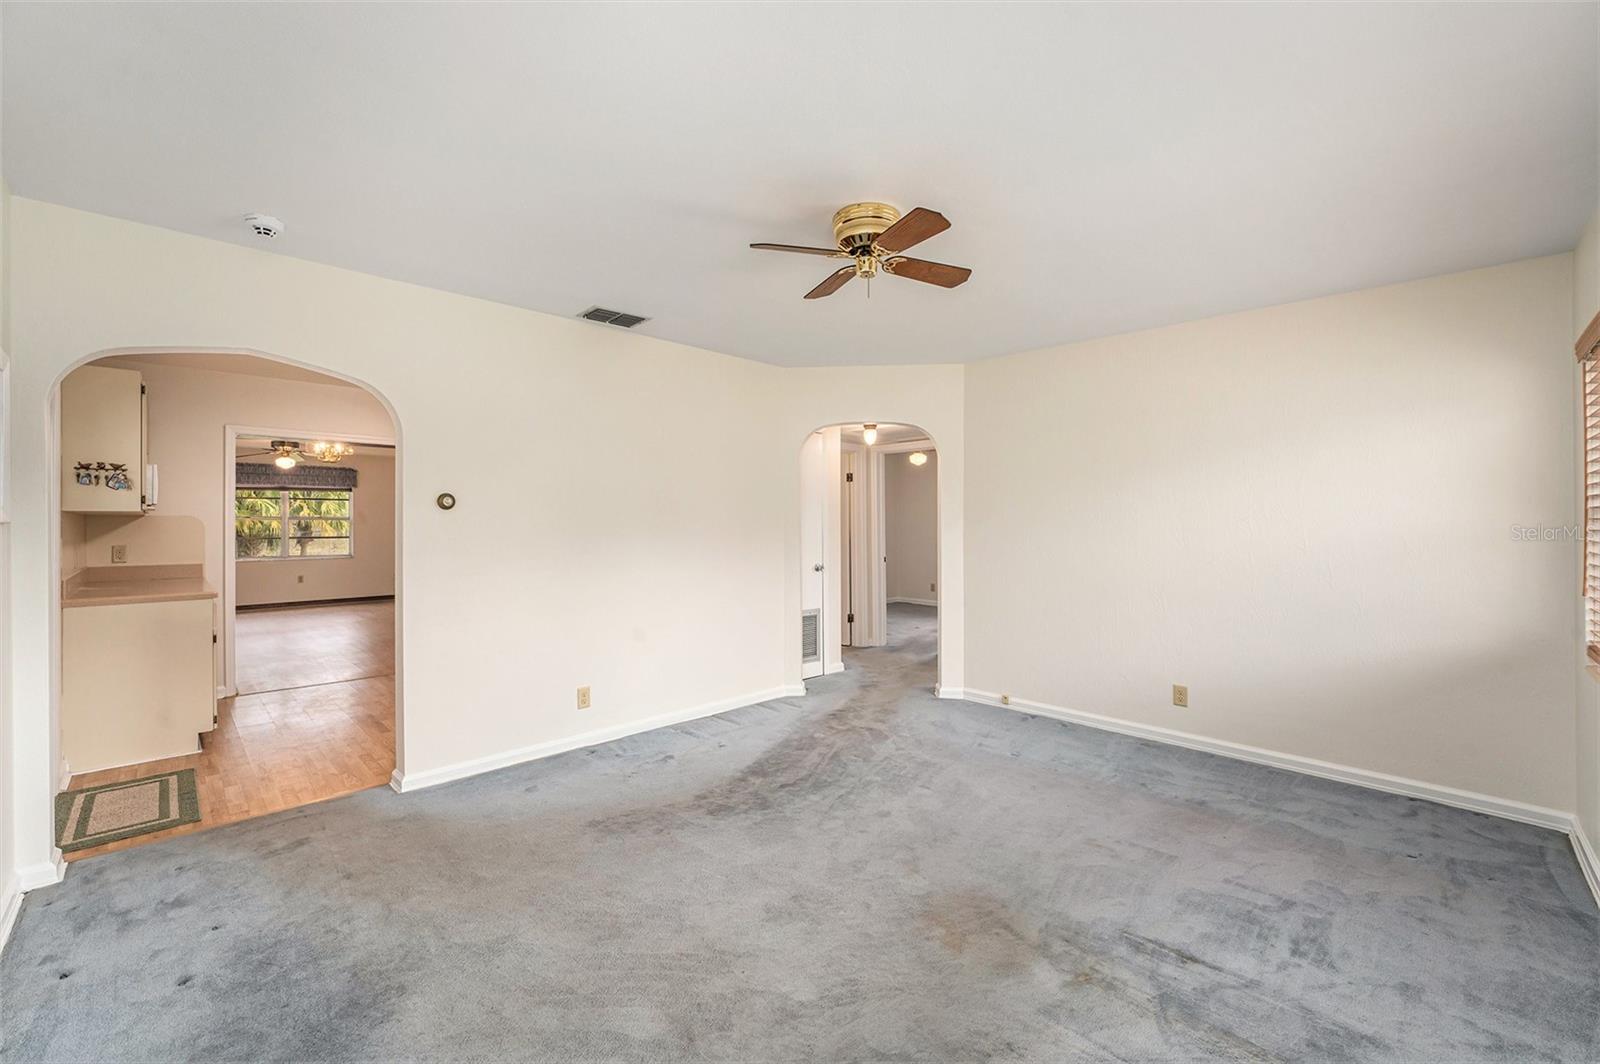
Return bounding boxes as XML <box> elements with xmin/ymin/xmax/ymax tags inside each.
<box><xmin>7</xmin><ymin>3</ymin><xmax>1595</xmax><ymax>367</ymax></box>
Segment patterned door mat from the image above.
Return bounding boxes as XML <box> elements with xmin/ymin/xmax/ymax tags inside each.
<box><xmin>54</xmin><ymin>769</ymin><xmax>201</xmax><ymax>853</ymax></box>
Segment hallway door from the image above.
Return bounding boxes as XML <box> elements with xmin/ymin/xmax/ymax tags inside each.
<box><xmin>800</xmin><ymin>431</ymin><xmax>827</xmax><ymax>679</ymax></box>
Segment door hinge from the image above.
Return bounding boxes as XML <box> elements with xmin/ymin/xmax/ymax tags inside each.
<box><xmin>845</xmin><ymin>472</ymin><xmax>854</xmax><ymax>482</ymax></box>
<box><xmin>847</xmin><ymin>612</ymin><xmax>855</xmax><ymax>624</ymax></box>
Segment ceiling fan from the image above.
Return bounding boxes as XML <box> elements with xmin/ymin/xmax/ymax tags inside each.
<box><xmin>239</xmin><ymin>439</ymin><xmax>355</xmax><ymax>470</ymax></box>
<box><xmin>751</xmin><ymin>202</ymin><xmax>972</xmax><ymax>299</ymax></box>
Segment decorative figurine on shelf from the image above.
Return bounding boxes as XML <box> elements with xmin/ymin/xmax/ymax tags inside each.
<box><xmin>74</xmin><ymin>463</ymin><xmax>95</xmax><ymax>486</ymax></box>
<box><xmin>104</xmin><ymin>464</ymin><xmax>131</xmax><ymax>491</ymax></box>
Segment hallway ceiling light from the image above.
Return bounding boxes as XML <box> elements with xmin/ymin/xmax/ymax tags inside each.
<box><xmin>908</xmin><ymin>451</ymin><xmax>928</xmax><ymax>466</ymax></box>
<box><xmin>862</xmin><ymin>424</ymin><xmax>878</xmax><ymax>445</ymax></box>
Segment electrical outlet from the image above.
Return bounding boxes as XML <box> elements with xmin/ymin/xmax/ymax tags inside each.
<box><xmin>577</xmin><ymin>685</ymin><xmax>592</xmax><ymax>710</ymax></box>
<box><xmin>930</xmin><ymin>581</ymin><xmax>937</xmax><ymax>593</ymax></box>
<box><xmin>110</xmin><ymin>545</ymin><xmax>127</xmax><ymax>564</ymax></box>
<box><xmin>1172</xmin><ymin>684</ymin><xmax>1189</xmax><ymax>708</ymax></box>
<box><xmin>297</xmin><ymin>574</ymin><xmax>305</xmax><ymax>584</ymax></box>
<box><xmin>1000</xmin><ymin>693</ymin><xmax>1011</xmax><ymax>705</ymax></box>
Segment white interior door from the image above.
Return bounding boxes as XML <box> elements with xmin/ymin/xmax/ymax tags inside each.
<box><xmin>800</xmin><ymin>432</ymin><xmax>827</xmax><ymax>679</ymax></box>
<box><xmin>840</xmin><ymin>446</ymin><xmax>862</xmax><ymax>647</ymax></box>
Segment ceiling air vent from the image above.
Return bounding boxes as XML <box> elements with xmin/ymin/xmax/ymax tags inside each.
<box><xmin>579</xmin><ymin>306</ymin><xmax>650</xmax><ymax>329</ymax></box>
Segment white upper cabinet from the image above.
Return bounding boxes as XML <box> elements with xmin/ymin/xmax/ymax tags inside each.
<box><xmin>61</xmin><ymin>365</ymin><xmax>146</xmax><ymax>514</ymax></box>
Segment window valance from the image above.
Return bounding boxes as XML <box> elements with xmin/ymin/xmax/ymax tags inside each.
<box><xmin>236</xmin><ymin>462</ymin><xmax>358</xmax><ymax>490</ymax></box>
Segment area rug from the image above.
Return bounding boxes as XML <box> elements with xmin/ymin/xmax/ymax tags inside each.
<box><xmin>53</xmin><ymin>769</ymin><xmax>200</xmax><ymax>853</ymax></box>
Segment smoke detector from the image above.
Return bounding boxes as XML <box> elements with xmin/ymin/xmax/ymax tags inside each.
<box><xmin>243</xmin><ymin>213</ymin><xmax>283</xmax><ymax>239</ymax></box>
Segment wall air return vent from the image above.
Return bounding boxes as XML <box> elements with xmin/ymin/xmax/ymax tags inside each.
<box><xmin>579</xmin><ymin>306</ymin><xmax>651</xmax><ymax>329</ymax></box>
<box><xmin>800</xmin><ymin>609</ymin><xmax>821</xmax><ymax>664</ymax></box>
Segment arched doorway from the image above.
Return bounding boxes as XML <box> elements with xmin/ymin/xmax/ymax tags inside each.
<box><xmin>797</xmin><ymin>422</ymin><xmax>942</xmax><ymax>691</ymax></box>
<box><xmin>47</xmin><ymin>348</ymin><xmax>403</xmax><ymax>861</ymax></box>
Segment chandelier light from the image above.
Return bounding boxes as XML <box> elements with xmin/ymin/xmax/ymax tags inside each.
<box><xmin>309</xmin><ymin>441</ymin><xmax>355</xmax><ymax>463</ymax></box>
<box><xmin>908</xmin><ymin>451</ymin><xmax>928</xmax><ymax>466</ymax></box>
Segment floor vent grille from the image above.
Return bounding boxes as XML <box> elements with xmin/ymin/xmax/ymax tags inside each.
<box><xmin>579</xmin><ymin>306</ymin><xmax>651</xmax><ymax>328</ymax></box>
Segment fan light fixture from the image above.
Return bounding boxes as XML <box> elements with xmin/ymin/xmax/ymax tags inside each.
<box><xmin>862</xmin><ymin>424</ymin><xmax>879</xmax><ymax>445</ymax></box>
<box><xmin>909</xmin><ymin>451</ymin><xmax>928</xmax><ymax>466</ymax></box>
<box><xmin>750</xmin><ymin>203</ymin><xmax>972</xmax><ymax>300</ymax></box>
<box><xmin>255</xmin><ymin>439</ymin><xmax>353</xmax><ymax>471</ymax></box>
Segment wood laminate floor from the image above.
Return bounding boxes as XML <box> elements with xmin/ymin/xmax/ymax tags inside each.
<box><xmin>62</xmin><ymin>599</ymin><xmax>396</xmax><ymax>862</ymax></box>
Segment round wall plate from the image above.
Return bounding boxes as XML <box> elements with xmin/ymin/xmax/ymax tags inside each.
<box><xmin>436</xmin><ymin>492</ymin><xmax>456</xmax><ymax>511</ymax></box>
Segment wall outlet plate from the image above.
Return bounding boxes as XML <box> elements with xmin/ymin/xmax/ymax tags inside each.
<box><xmin>577</xmin><ymin>685</ymin><xmax>592</xmax><ymax>710</ymax></box>
<box><xmin>1173</xmin><ymin>684</ymin><xmax>1189</xmax><ymax>708</ymax></box>
<box><xmin>110</xmin><ymin>545</ymin><xmax>127</xmax><ymax>564</ymax></box>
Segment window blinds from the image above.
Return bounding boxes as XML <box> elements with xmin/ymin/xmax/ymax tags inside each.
<box><xmin>1581</xmin><ymin>309</ymin><xmax>1600</xmax><ymax>652</ymax></box>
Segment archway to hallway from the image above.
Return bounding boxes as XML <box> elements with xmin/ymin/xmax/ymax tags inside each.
<box><xmin>48</xmin><ymin>349</ymin><xmax>403</xmax><ymax>862</ymax></box>
<box><xmin>798</xmin><ymin>421</ymin><xmax>942</xmax><ymax>691</ymax></box>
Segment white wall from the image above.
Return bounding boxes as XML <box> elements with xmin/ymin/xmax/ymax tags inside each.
<box><xmin>0</xmin><ymin>7</ymin><xmax>19</xmax><ymax>931</ymax></box>
<box><xmin>885</xmin><ymin>449</ymin><xmax>938</xmax><ymax>605</ymax></box>
<box><xmin>235</xmin><ymin>450</ymin><xmax>396</xmax><ymax>606</ymax></box>
<box><xmin>4</xmin><ymin>199</ymin><xmax>966</xmax><ymax>882</ymax></box>
<box><xmin>966</xmin><ymin>255</ymin><xmax>1577</xmax><ymax>814</ymax></box>
<box><xmin>775</xmin><ymin>367</ymin><xmax>966</xmax><ymax>696</ymax></box>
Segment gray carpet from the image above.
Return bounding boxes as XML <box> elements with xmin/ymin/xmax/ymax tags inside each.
<box><xmin>3</xmin><ymin>605</ymin><xmax>1597</xmax><ymax>1062</ymax></box>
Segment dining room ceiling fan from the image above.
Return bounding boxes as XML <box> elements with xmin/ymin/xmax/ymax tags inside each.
<box><xmin>238</xmin><ymin>439</ymin><xmax>355</xmax><ymax>470</ymax></box>
<box><xmin>751</xmin><ymin>202</ymin><xmax>972</xmax><ymax>299</ymax></box>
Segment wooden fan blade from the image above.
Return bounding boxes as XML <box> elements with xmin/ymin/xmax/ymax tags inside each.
<box><xmin>805</xmin><ymin>265</ymin><xmax>857</xmax><ymax>299</ymax></box>
<box><xmin>873</xmin><ymin>208</ymin><xmax>950</xmax><ymax>254</ymax></box>
<box><xmin>884</xmin><ymin>256</ymin><xmax>971</xmax><ymax>288</ymax></box>
<box><xmin>751</xmin><ymin>242</ymin><xmax>845</xmax><ymax>257</ymax></box>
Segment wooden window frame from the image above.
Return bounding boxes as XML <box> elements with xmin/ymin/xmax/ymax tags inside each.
<box><xmin>1579</xmin><ymin>310</ymin><xmax>1600</xmax><ymax>663</ymax></box>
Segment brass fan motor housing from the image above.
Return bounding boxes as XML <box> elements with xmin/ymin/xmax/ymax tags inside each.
<box><xmin>831</xmin><ymin>202</ymin><xmax>901</xmax><ymax>253</ymax></box>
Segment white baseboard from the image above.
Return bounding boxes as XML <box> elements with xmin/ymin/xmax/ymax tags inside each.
<box><xmin>3</xmin><ymin>858</ymin><xmax>68</xmax><ymax>955</ymax></box>
<box><xmin>215</xmin><ymin>684</ymin><xmax>237</xmax><ymax>700</ymax></box>
<box><xmin>824</xmin><ymin>661</ymin><xmax>845</xmax><ymax>675</ymax></box>
<box><xmin>16</xmin><ymin>857</ymin><xmax>65</xmax><ymax>893</ymax></box>
<box><xmin>1572</xmin><ymin>820</ymin><xmax>1600</xmax><ymax>911</ymax></box>
<box><xmin>1</xmin><ymin>875</ymin><xmax>23</xmax><ymax>955</ymax></box>
<box><xmin>935</xmin><ymin>685</ymin><xmax>965</xmax><ymax>700</ymax></box>
<box><xmin>391</xmin><ymin>684</ymin><xmax>803</xmax><ymax>794</ymax></box>
<box><xmin>57</xmin><ymin>758</ymin><xmax>71</xmax><ymax>792</ymax></box>
<box><xmin>963</xmin><ymin>688</ymin><xmax>1574</xmax><ymax>832</ymax></box>
<box><xmin>888</xmin><ymin>597</ymin><xmax>938</xmax><ymax>607</ymax></box>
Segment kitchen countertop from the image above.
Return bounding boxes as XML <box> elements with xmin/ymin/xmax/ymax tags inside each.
<box><xmin>62</xmin><ymin>564</ymin><xmax>217</xmax><ymax>608</ymax></box>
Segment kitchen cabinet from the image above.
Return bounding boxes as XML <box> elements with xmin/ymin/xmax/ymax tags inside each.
<box><xmin>61</xmin><ymin>365</ymin><xmax>148</xmax><ymax>514</ymax></box>
<box><xmin>61</xmin><ymin>566</ymin><xmax>216</xmax><ymax>773</ymax></box>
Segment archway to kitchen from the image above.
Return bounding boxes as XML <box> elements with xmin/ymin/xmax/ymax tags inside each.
<box><xmin>50</xmin><ymin>349</ymin><xmax>402</xmax><ymax>862</ymax></box>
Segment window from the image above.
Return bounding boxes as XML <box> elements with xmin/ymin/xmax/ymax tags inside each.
<box><xmin>236</xmin><ymin>488</ymin><xmax>353</xmax><ymax>559</ymax></box>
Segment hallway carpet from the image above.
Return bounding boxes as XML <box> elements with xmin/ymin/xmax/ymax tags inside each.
<box><xmin>4</xmin><ymin>606</ymin><xmax>1596</xmax><ymax>1061</ymax></box>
